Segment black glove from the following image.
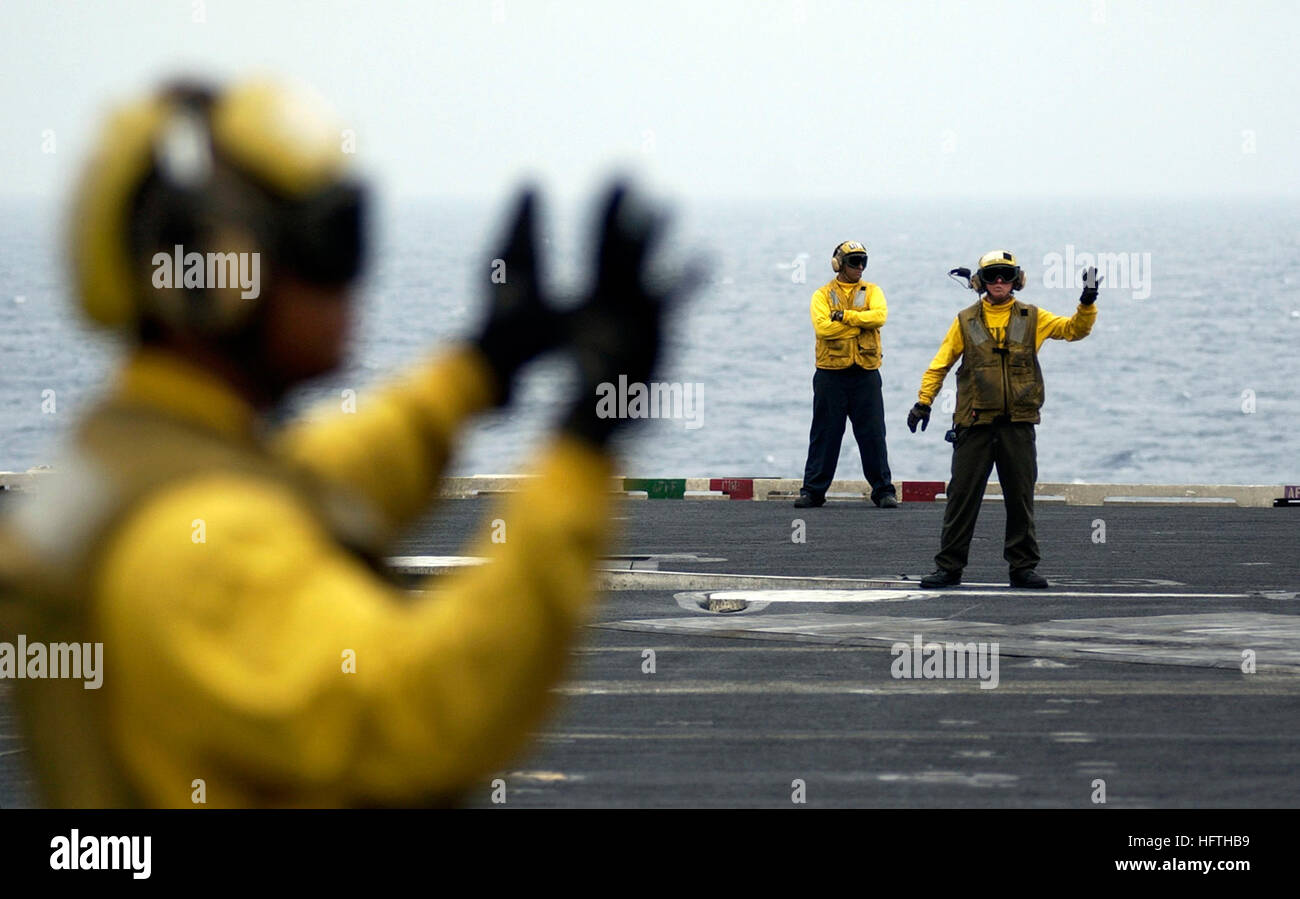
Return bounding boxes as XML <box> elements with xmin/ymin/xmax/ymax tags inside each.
<box><xmin>473</xmin><ymin>189</ymin><xmax>566</xmax><ymax>405</ymax></box>
<box><xmin>907</xmin><ymin>402</ymin><xmax>931</xmax><ymax>433</ymax></box>
<box><xmin>830</xmin><ymin>309</ymin><xmax>844</xmax><ymax>323</ymax></box>
<box><xmin>561</xmin><ymin>183</ymin><xmax>699</xmax><ymax>447</ymax></box>
<box><xmin>1079</xmin><ymin>266</ymin><xmax>1102</xmax><ymax>305</ymax></box>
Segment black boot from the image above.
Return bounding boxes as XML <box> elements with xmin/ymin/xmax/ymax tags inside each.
<box><xmin>1010</xmin><ymin>568</ymin><xmax>1049</xmax><ymax>589</ymax></box>
<box><xmin>920</xmin><ymin>568</ymin><xmax>962</xmax><ymax>588</ymax></box>
<box><xmin>793</xmin><ymin>491</ymin><xmax>825</xmax><ymax>508</ymax></box>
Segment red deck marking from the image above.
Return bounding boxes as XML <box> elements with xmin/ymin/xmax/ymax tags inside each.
<box><xmin>901</xmin><ymin>481</ymin><xmax>946</xmax><ymax>502</ymax></box>
<box><xmin>709</xmin><ymin>478</ymin><xmax>754</xmax><ymax>500</ymax></box>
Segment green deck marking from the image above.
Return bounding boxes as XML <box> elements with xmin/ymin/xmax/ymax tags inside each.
<box><xmin>622</xmin><ymin>478</ymin><xmax>686</xmax><ymax>499</ymax></box>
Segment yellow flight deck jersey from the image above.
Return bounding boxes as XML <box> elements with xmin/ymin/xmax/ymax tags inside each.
<box><xmin>0</xmin><ymin>345</ymin><xmax>615</xmax><ymax>807</ymax></box>
<box><xmin>918</xmin><ymin>298</ymin><xmax>1097</xmax><ymax>407</ymax></box>
<box><xmin>810</xmin><ymin>278</ymin><xmax>888</xmax><ymax>370</ymax></box>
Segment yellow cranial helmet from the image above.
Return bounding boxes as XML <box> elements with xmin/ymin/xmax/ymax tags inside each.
<box><xmin>971</xmin><ymin>249</ymin><xmax>1026</xmax><ymax>292</ymax></box>
<box><xmin>831</xmin><ymin>240</ymin><xmax>868</xmax><ymax>273</ymax></box>
<box><xmin>70</xmin><ymin>77</ymin><xmax>365</xmax><ymax>333</ymax></box>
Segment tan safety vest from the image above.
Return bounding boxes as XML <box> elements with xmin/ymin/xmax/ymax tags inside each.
<box><xmin>953</xmin><ymin>299</ymin><xmax>1045</xmax><ymax>426</ymax></box>
<box><xmin>0</xmin><ymin>400</ymin><xmax>384</xmax><ymax>807</ymax></box>
<box><xmin>815</xmin><ymin>280</ymin><xmax>882</xmax><ymax>370</ymax></box>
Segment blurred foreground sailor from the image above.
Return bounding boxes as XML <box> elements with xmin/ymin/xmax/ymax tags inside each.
<box><xmin>908</xmin><ymin>250</ymin><xmax>1099</xmax><ymax>589</ymax></box>
<box><xmin>0</xmin><ymin>78</ymin><xmax>688</xmax><ymax>807</ymax></box>
<box><xmin>794</xmin><ymin>240</ymin><xmax>898</xmax><ymax>509</ymax></box>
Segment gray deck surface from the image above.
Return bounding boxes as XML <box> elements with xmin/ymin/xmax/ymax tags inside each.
<box><xmin>3</xmin><ymin>499</ymin><xmax>1297</xmax><ymax>808</ymax></box>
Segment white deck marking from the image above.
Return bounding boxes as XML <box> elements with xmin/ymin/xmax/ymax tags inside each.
<box><xmin>745</xmin><ymin>588</ymin><xmax>1246</xmax><ymax>600</ymax></box>
<box><xmin>599</xmin><ymin>612</ymin><xmax>1300</xmax><ymax>672</ymax></box>
<box><xmin>674</xmin><ymin>588</ymin><xmax>1255</xmax><ymax>613</ymax></box>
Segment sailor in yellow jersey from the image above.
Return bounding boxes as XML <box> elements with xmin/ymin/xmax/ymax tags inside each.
<box><xmin>906</xmin><ymin>251</ymin><xmax>1100</xmax><ymax>589</ymax></box>
<box><xmin>794</xmin><ymin>241</ymin><xmax>898</xmax><ymax>509</ymax></box>
<box><xmin>0</xmin><ymin>78</ymin><xmax>690</xmax><ymax>807</ymax></box>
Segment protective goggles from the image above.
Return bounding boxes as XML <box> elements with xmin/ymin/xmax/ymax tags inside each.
<box><xmin>274</xmin><ymin>181</ymin><xmax>367</xmax><ymax>285</ymax></box>
<box><xmin>842</xmin><ymin>254</ymin><xmax>867</xmax><ymax>268</ymax></box>
<box><xmin>979</xmin><ymin>265</ymin><xmax>1019</xmax><ymax>284</ymax></box>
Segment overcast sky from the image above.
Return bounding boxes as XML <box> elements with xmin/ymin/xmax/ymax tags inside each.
<box><xmin>1</xmin><ymin>0</ymin><xmax>1296</xmax><ymax>204</ymax></box>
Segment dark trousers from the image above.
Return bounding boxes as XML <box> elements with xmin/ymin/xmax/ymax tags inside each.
<box><xmin>935</xmin><ymin>420</ymin><xmax>1040</xmax><ymax>573</ymax></box>
<box><xmin>801</xmin><ymin>366</ymin><xmax>896</xmax><ymax>503</ymax></box>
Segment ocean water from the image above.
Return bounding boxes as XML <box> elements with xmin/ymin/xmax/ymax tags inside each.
<box><xmin>2</xmin><ymin>196</ymin><xmax>1298</xmax><ymax>485</ymax></box>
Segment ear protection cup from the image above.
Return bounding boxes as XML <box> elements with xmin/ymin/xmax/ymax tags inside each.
<box><xmin>130</xmin><ymin>89</ymin><xmax>273</xmax><ymax>337</ymax></box>
<box><xmin>133</xmin><ymin>175</ymin><xmax>271</xmax><ymax>336</ymax></box>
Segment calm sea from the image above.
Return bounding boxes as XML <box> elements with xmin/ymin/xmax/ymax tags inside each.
<box><xmin>3</xmin><ymin>196</ymin><xmax>1298</xmax><ymax>485</ymax></box>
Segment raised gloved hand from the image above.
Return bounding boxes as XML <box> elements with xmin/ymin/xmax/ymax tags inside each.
<box><xmin>473</xmin><ymin>189</ymin><xmax>566</xmax><ymax>405</ymax></box>
<box><xmin>561</xmin><ymin>183</ymin><xmax>699</xmax><ymax>447</ymax></box>
<box><xmin>907</xmin><ymin>402</ymin><xmax>931</xmax><ymax>433</ymax></box>
<box><xmin>830</xmin><ymin>309</ymin><xmax>845</xmax><ymax>323</ymax></box>
<box><xmin>1079</xmin><ymin>266</ymin><xmax>1102</xmax><ymax>305</ymax></box>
